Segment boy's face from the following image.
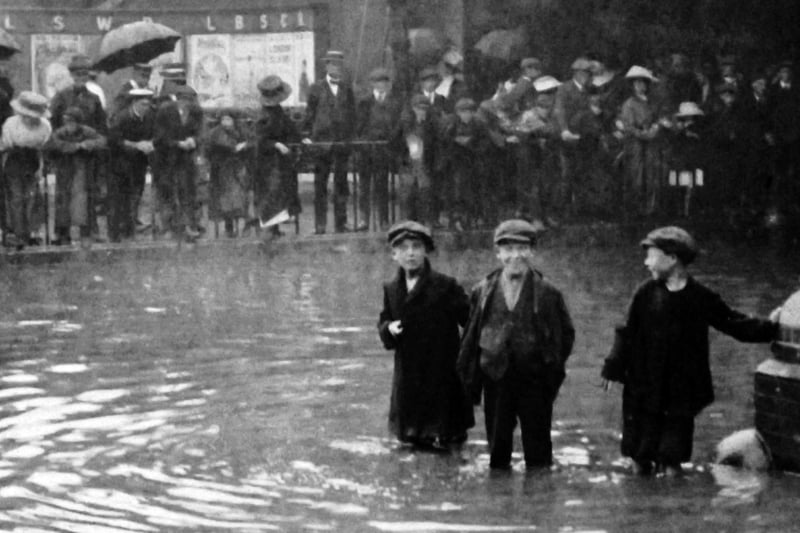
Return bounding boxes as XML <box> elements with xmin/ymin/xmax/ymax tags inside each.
<box><xmin>391</xmin><ymin>238</ymin><xmax>427</xmax><ymax>272</ymax></box>
<box><xmin>644</xmin><ymin>246</ymin><xmax>678</xmax><ymax>280</ymax></box>
<box><xmin>456</xmin><ymin>109</ymin><xmax>474</xmax><ymax>123</ymax></box>
<box><xmin>496</xmin><ymin>242</ymin><xmax>533</xmax><ymax>276</ymax></box>
<box><xmin>63</xmin><ymin>115</ymin><xmax>79</xmax><ymax>132</ymax></box>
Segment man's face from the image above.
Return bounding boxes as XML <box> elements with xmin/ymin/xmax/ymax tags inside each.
<box><xmin>779</xmin><ymin>67</ymin><xmax>792</xmax><ymax>83</ymax></box>
<box><xmin>752</xmin><ymin>78</ymin><xmax>766</xmax><ymax>95</ymax></box>
<box><xmin>372</xmin><ymin>80</ymin><xmax>391</xmax><ymax>94</ymax></box>
<box><xmin>496</xmin><ymin>241</ymin><xmax>533</xmax><ymax>276</ymax></box>
<box><xmin>574</xmin><ymin>69</ymin><xmax>592</xmax><ymax>86</ymax></box>
<box><xmin>325</xmin><ymin>62</ymin><xmax>342</xmax><ymax>80</ymax></box>
<box><xmin>132</xmin><ymin>98</ymin><xmax>150</xmax><ymax>115</ymax></box>
<box><xmin>644</xmin><ymin>246</ymin><xmax>677</xmax><ymax>280</ymax></box>
<box><xmin>456</xmin><ymin>109</ymin><xmax>473</xmax><ymax>123</ymax></box>
<box><xmin>221</xmin><ymin>115</ymin><xmax>234</xmax><ymax>129</ymax></box>
<box><xmin>133</xmin><ymin>69</ymin><xmax>151</xmax><ymax>87</ymax></box>
<box><xmin>720</xmin><ymin>91</ymin><xmax>736</xmax><ymax>107</ymax></box>
<box><xmin>721</xmin><ymin>64</ymin><xmax>736</xmax><ymax>79</ymax></box>
<box><xmin>421</xmin><ymin>77</ymin><xmax>438</xmax><ymax>92</ymax></box>
<box><xmin>524</xmin><ymin>65</ymin><xmax>541</xmax><ymax>80</ymax></box>
<box><xmin>71</xmin><ymin>70</ymin><xmax>89</xmax><ymax>88</ymax></box>
<box><xmin>63</xmin><ymin>115</ymin><xmax>79</xmax><ymax>132</ymax></box>
<box><xmin>391</xmin><ymin>238</ymin><xmax>427</xmax><ymax>272</ymax></box>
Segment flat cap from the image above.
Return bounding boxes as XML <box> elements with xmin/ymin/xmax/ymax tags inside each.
<box><xmin>160</xmin><ymin>62</ymin><xmax>186</xmax><ymax>79</ymax></box>
<box><xmin>454</xmin><ymin>97</ymin><xmax>476</xmax><ymax>111</ymax></box>
<box><xmin>368</xmin><ymin>67</ymin><xmax>391</xmax><ymax>82</ymax></box>
<box><xmin>520</xmin><ymin>57</ymin><xmax>542</xmax><ymax>70</ymax></box>
<box><xmin>493</xmin><ymin>219</ymin><xmax>539</xmax><ymax>245</ymax></box>
<box><xmin>640</xmin><ymin>226</ymin><xmax>698</xmax><ymax>264</ymax></box>
<box><xmin>68</xmin><ymin>54</ymin><xmax>93</xmax><ymax>72</ymax></box>
<box><xmin>571</xmin><ymin>57</ymin><xmax>593</xmax><ymax>71</ymax></box>
<box><xmin>418</xmin><ymin>66</ymin><xmax>440</xmax><ymax>81</ymax></box>
<box><xmin>322</xmin><ymin>50</ymin><xmax>345</xmax><ymax>63</ymax></box>
<box><xmin>388</xmin><ymin>220</ymin><xmax>434</xmax><ymax>250</ymax></box>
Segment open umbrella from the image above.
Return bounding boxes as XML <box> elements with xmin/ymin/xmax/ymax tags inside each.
<box><xmin>94</xmin><ymin>21</ymin><xmax>181</xmax><ymax>73</ymax></box>
<box><xmin>0</xmin><ymin>28</ymin><xmax>21</xmax><ymax>60</ymax></box>
<box><xmin>473</xmin><ymin>28</ymin><xmax>528</xmax><ymax>62</ymax></box>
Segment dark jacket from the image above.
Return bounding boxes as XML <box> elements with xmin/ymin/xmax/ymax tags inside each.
<box><xmin>302</xmin><ymin>79</ymin><xmax>356</xmax><ymax>142</ymax></box>
<box><xmin>768</xmin><ymin>81</ymin><xmax>800</xmax><ymax>145</ymax></box>
<box><xmin>457</xmin><ymin>268</ymin><xmax>575</xmax><ymax>404</ymax></box>
<box><xmin>378</xmin><ymin>261</ymin><xmax>473</xmax><ymax>440</ymax></box>
<box><xmin>50</xmin><ymin>84</ymin><xmax>107</xmax><ymax>132</ymax></box>
<box><xmin>554</xmin><ymin>79</ymin><xmax>590</xmax><ymax>133</ymax></box>
<box><xmin>107</xmin><ymin>106</ymin><xmax>154</xmax><ymax>174</ymax></box>
<box><xmin>153</xmin><ymin>99</ymin><xmax>203</xmax><ymax>183</ymax></box>
<box><xmin>602</xmin><ymin>277</ymin><xmax>777</xmax><ymax>416</ymax></box>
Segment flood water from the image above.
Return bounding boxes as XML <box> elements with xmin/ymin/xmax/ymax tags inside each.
<box><xmin>0</xmin><ymin>240</ymin><xmax>799</xmax><ymax>532</ymax></box>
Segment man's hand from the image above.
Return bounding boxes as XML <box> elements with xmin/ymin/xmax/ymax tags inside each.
<box><xmin>388</xmin><ymin>320</ymin><xmax>403</xmax><ymax>337</ymax></box>
<box><xmin>769</xmin><ymin>306</ymin><xmax>782</xmax><ymax>323</ymax></box>
<box><xmin>235</xmin><ymin>141</ymin><xmax>248</xmax><ymax>152</ymax></box>
<box><xmin>274</xmin><ymin>142</ymin><xmax>290</xmax><ymax>155</ymax></box>
<box><xmin>601</xmin><ymin>379</ymin><xmax>613</xmax><ymax>392</ymax></box>
<box><xmin>301</xmin><ymin>138</ymin><xmax>313</xmax><ymax>145</ymax></box>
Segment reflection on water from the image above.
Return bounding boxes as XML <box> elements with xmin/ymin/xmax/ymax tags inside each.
<box><xmin>0</xmin><ymin>243</ymin><xmax>798</xmax><ymax>531</ymax></box>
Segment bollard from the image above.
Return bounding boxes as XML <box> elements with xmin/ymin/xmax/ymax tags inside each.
<box><xmin>755</xmin><ymin>289</ymin><xmax>800</xmax><ymax>472</ymax></box>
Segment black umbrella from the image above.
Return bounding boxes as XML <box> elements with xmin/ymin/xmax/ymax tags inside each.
<box><xmin>0</xmin><ymin>28</ymin><xmax>21</xmax><ymax>60</ymax></box>
<box><xmin>94</xmin><ymin>21</ymin><xmax>181</xmax><ymax>73</ymax></box>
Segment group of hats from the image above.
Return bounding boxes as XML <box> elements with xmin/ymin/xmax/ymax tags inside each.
<box><xmin>387</xmin><ymin>219</ymin><xmax>542</xmax><ymax>249</ymax></box>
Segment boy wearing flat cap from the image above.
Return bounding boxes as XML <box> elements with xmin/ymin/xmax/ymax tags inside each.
<box><xmin>602</xmin><ymin>226</ymin><xmax>779</xmax><ymax>477</ymax></box>
<box><xmin>458</xmin><ymin>219</ymin><xmax>575</xmax><ymax>470</ymax></box>
<box><xmin>378</xmin><ymin>221</ymin><xmax>473</xmax><ymax>450</ymax></box>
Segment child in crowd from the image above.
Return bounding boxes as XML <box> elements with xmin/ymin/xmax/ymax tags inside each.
<box><xmin>602</xmin><ymin>226</ymin><xmax>780</xmax><ymax>476</ymax></box>
<box><xmin>397</xmin><ymin>95</ymin><xmax>437</xmax><ymax>226</ymax></box>
<box><xmin>378</xmin><ymin>221</ymin><xmax>473</xmax><ymax>451</ymax></box>
<box><xmin>206</xmin><ymin>111</ymin><xmax>251</xmax><ymax>238</ymax></box>
<box><xmin>0</xmin><ymin>91</ymin><xmax>52</xmax><ymax>250</ymax></box>
<box><xmin>46</xmin><ymin>106</ymin><xmax>106</xmax><ymax>245</ymax></box>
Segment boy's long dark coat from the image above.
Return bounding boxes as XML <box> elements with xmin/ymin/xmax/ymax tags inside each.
<box><xmin>378</xmin><ymin>261</ymin><xmax>474</xmax><ymax>441</ymax></box>
<box><xmin>603</xmin><ymin>277</ymin><xmax>777</xmax><ymax>417</ymax></box>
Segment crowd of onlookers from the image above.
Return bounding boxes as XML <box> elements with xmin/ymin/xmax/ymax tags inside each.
<box><xmin>1</xmin><ymin>46</ymin><xmax>799</xmax><ymax>250</ymax></box>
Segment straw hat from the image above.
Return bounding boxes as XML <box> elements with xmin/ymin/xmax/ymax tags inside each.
<box><xmin>322</xmin><ymin>50</ymin><xmax>345</xmax><ymax>64</ymax></box>
<box><xmin>11</xmin><ymin>91</ymin><xmax>50</xmax><ymax>119</ymax></box>
<box><xmin>675</xmin><ymin>101</ymin><xmax>704</xmax><ymax>118</ymax></box>
<box><xmin>533</xmin><ymin>75</ymin><xmax>561</xmax><ymax>93</ymax></box>
<box><xmin>257</xmin><ymin>75</ymin><xmax>292</xmax><ymax>105</ymax></box>
<box><xmin>625</xmin><ymin>65</ymin><xmax>656</xmax><ymax>82</ymax></box>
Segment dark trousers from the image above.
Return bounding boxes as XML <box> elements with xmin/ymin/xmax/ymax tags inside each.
<box><xmin>108</xmin><ymin>164</ymin><xmax>145</xmax><ymax>241</ymax></box>
<box><xmin>313</xmin><ymin>148</ymin><xmax>350</xmax><ymax>232</ymax></box>
<box><xmin>483</xmin><ymin>372</ymin><xmax>554</xmax><ymax>469</ymax></box>
<box><xmin>358</xmin><ymin>146</ymin><xmax>390</xmax><ymax>229</ymax></box>
<box><xmin>621</xmin><ymin>402</ymin><xmax>694</xmax><ymax>467</ymax></box>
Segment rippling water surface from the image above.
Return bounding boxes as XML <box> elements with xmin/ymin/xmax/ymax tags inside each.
<box><xmin>0</xmin><ymin>242</ymin><xmax>798</xmax><ymax>532</ymax></box>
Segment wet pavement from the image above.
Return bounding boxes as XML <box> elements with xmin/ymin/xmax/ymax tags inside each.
<box><xmin>0</xmin><ymin>240</ymin><xmax>799</xmax><ymax>532</ymax></box>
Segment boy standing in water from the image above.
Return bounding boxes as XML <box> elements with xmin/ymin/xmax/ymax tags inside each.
<box><xmin>378</xmin><ymin>221</ymin><xmax>473</xmax><ymax>450</ymax></box>
<box><xmin>602</xmin><ymin>226</ymin><xmax>779</xmax><ymax>476</ymax></box>
<box><xmin>458</xmin><ymin>219</ymin><xmax>574</xmax><ymax>470</ymax></box>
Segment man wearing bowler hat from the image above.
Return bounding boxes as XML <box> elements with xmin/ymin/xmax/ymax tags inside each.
<box><xmin>553</xmin><ymin>57</ymin><xmax>593</xmax><ymax>218</ymax></box>
<box><xmin>458</xmin><ymin>219</ymin><xmax>574</xmax><ymax>470</ymax></box>
<box><xmin>355</xmin><ymin>67</ymin><xmax>403</xmax><ymax>231</ymax></box>
<box><xmin>301</xmin><ymin>50</ymin><xmax>356</xmax><ymax>234</ymax></box>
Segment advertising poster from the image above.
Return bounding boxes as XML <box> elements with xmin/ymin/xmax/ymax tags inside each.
<box><xmin>189</xmin><ymin>31</ymin><xmax>314</xmax><ymax>109</ymax></box>
<box><xmin>31</xmin><ymin>34</ymin><xmax>100</xmax><ymax>98</ymax></box>
<box><xmin>188</xmin><ymin>34</ymin><xmax>234</xmax><ymax>108</ymax></box>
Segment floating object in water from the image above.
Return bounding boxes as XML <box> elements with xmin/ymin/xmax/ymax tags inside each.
<box><xmin>715</xmin><ymin>429</ymin><xmax>771</xmax><ymax>471</ymax></box>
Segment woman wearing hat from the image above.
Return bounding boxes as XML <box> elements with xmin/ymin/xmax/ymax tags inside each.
<box><xmin>0</xmin><ymin>91</ymin><xmax>52</xmax><ymax>249</ymax></box>
<box><xmin>619</xmin><ymin>65</ymin><xmax>665</xmax><ymax>218</ymax></box>
<box><xmin>253</xmin><ymin>75</ymin><xmax>300</xmax><ymax>237</ymax></box>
